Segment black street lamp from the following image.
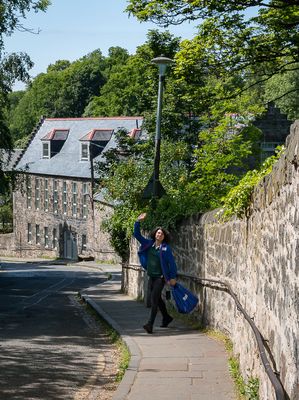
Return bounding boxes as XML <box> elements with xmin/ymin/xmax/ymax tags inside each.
<box><xmin>142</xmin><ymin>55</ymin><xmax>174</xmax><ymax>200</ymax></box>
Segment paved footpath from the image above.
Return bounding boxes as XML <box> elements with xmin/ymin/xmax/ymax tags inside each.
<box><xmin>81</xmin><ymin>269</ymin><xmax>236</xmax><ymax>400</ymax></box>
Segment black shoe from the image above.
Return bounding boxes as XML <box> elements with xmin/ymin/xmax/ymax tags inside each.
<box><xmin>143</xmin><ymin>323</ymin><xmax>153</xmax><ymax>334</ymax></box>
<box><xmin>160</xmin><ymin>316</ymin><xmax>173</xmax><ymax>328</ymax></box>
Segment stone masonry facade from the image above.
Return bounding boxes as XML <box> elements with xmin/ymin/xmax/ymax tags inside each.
<box><xmin>125</xmin><ymin>120</ymin><xmax>299</xmax><ymax>400</ymax></box>
<box><xmin>0</xmin><ymin>173</ymin><xmax>120</xmax><ymax>263</ymax></box>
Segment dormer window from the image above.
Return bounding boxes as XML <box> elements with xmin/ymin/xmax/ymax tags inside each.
<box><xmin>81</xmin><ymin>143</ymin><xmax>89</xmax><ymax>161</ymax></box>
<box><xmin>79</xmin><ymin>129</ymin><xmax>113</xmax><ymax>161</ymax></box>
<box><xmin>42</xmin><ymin>142</ymin><xmax>50</xmax><ymax>158</ymax></box>
<box><xmin>41</xmin><ymin>129</ymin><xmax>69</xmax><ymax>158</ymax></box>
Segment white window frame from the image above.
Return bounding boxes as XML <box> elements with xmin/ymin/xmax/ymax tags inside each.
<box><xmin>35</xmin><ymin>178</ymin><xmax>40</xmax><ymax>210</ymax></box>
<box><xmin>82</xmin><ymin>183</ymin><xmax>89</xmax><ymax>219</ymax></box>
<box><xmin>36</xmin><ymin>224</ymin><xmax>40</xmax><ymax>245</ymax></box>
<box><xmin>44</xmin><ymin>178</ymin><xmax>49</xmax><ymax>211</ymax></box>
<box><xmin>81</xmin><ymin>143</ymin><xmax>89</xmax><ymax>161</ymax></box>
<box><xmin>53</xmin><ymin>179</ymin><xmax>59</xmax><ymax>213</ymax></box>
<box><xmin>44</xmin><ymin>227</ymin><xmax>49</xmax><ymax>247</ymax></box>
<box><xmin>26</xmin><ymin>176</ymin><xmax>32</xmax><ymax>209</ymax></box>
<box><xmin>63</xmin><ymin>181</ymin><xmax>67</xmax><ymax>214</ymax></box>
<box><xmin>81</xmin><ymin>234</ymin><xmax>87</xmax><ymax>253</ymax></box>
<box><xmin>27</xmin><ymin>223</ymin><xmax>32</xmax><ymax>243</ymax></box>
<box><xmin>42</xmin><ymin>142</ymin><xmax>50</xmax><ymax>158</ymax></box>
<box><xmin>53</xmin><ymin>228</ymin><xmax>58</xmax><ymax>249</ymax></box>
<box><xmin>72</xmin><ymin>182</ymin><xmax>77</xmax><ymax>216</ymax></box>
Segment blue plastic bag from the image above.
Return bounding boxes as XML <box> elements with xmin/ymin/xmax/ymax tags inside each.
<box><xmin>171</xmin><ymin>283</ymin><xmax>198</xmax><ymax>314</ymax></box>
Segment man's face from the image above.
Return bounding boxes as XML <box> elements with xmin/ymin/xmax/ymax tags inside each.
<box><xmin>155</xmin><ymin>229</ymin><xmax>165</xmax><ymax>242</ymax></box>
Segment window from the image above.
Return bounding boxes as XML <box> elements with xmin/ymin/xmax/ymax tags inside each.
<box><xmin>44</xmin><ymin>227</ymin><xmax>49</xmax><ymax>247</ymax></box>
<box><xmin>63</xmin><ymin>181</ymin><xmax>67</xmax><ymax>214</ymax></box>
<box><xmin>27</xmin><ymin>223</ymin><xmax>32</xmax><ymax>243</ymax></box>
<box><xmin>36</xmin><ymin>224</ymin><xmax>40</xmax><ymax>244</ymax></box>
<box><xmin>53</xmin><ymin>228</ymin><xmax>58</xmax><ymax>249</ymax></box>
<box><xmin>44</xmin><ymin>179</ymin><xmax>49</xmax><ymax>211</ymax></box>
<box><xmin>41</xmin><ymin>129</ymin><xmax>69</xmax><ymax>158</ymax></box>
<box><xmin>72</xmin><ymin>182</ymin><xmax>77</xmax><ymax>216</ymax></box>
<box><xmin>26</xmin><ymin>176</ymin><xmax>32</xmax><ymax>209</ymax></box>
<box><xmin>260</xmin><ymin>142</ymin><xmax>281</xmax><ymax>162</ymax></box>
<box><xmin>79</xmin><ymin>130</ymin><xmax>113</xmax><ymax>159</ymax></box>
<box><xmin>53</xmin><ymin>180</ymin><xmax>59</xmax><ymax>213</ymax></box>
<box><xmin>82</xmin><ymin>183</ymin><xmax>89</xmax><ymax>218</ymax></box>
<box><xmin>35</xmin><ymin>178</ymin><xmax>40</xmax><ymax>209</ymax></box>
<box><xmin>81</xmin><ymin>234</ymin><xmax>87</xmax><ymax>253</ymax></box>
<box><xmin>81</xmin><ymin>143</ymin><xmax>89</xmax><ymax>161</ymax></box>
<box><xmin>42</xmin><ymin>142</ymin><xmax>50</xmax><ymax>158</ymax></box>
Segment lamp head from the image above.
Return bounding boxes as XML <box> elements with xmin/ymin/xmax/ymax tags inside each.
<box><xmin>151</xmin><ymin>55</ymin><xmax>174</xmax><ymax>76</ymax></box>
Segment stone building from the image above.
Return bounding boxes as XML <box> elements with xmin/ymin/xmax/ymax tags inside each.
<box><xmin>9</xmin><ymin>116</ymin><xmax>143</xmax><ymax>261</ymax></box>
<box><xmin>254</xmin><ymin>102</ymin><xmax>293</xmax><ymax>160</ymax></box>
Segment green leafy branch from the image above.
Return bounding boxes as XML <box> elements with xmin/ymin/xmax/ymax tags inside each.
<box><xmin>220</xmin><ymin>145</ymin><xmax>285</xmax><ymax>220</ymax></box>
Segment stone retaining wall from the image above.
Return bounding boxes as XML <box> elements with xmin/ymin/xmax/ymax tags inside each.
<box><xmin>125</xmin><ymin>120</ymin><xmax>299</xmax><ymax>400</ymax></box>
<box><xmin>0</xmin><ymin>233</ymin><xmax>15</xmax><ymax>257</ymax></box>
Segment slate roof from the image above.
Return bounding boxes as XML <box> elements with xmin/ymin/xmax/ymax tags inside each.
<box><xmin>15</xmin><ymin>117</ymin><xmax>144</xmax><ymax>179</ymax></box>
<box><xmin>0</xmin><ymin>149</ymin><xmax>23</xmax><ymax>171</ymax></box>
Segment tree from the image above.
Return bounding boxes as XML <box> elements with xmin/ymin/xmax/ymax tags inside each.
<box><xmin>9</xmin><ymin>50</ymin><xmax>106</xmax><ymax>141</ymax></box>
<box><xmin>126</xmin><ymin>1</ymin><xmax>299</xmax><ymax>101</ymax></box>
<box><xmin>102</xmin><ymin>46</ymin><xmax>130</xmax><ymax>75</ymax></box>
<box><xmin>188</xmin><ymin>114</ymin><xmax>262</xmax><ymax>209</ymax></box>
<box><xmin>95</xmin><ymin>128</ymin><xmax>191</xmax><ymax>258</ymax></box>
<box><xmin>0</xmin><ymin>1</ymin><xmax>51</xmax><ymax>93</ymax></box>
<box><xmin>8</xmin><ymin>70</ymin><xmax>64</xmax><ymax>142</ymax></box>
<box><xmin>0</xmin><ymin>196</ymin><xmax>13</xmax><ymax>233</ymax></box>
<box><xmin>264</xmin><ymin>68</ymin><xmax>299</xmax><ymax>120</ymax></box>
<box><xmin>47</xmin><ymin>60</ymin><xmax>71</xmax><ymax>73</ymax></box>
<box><xmin>84</xmin><ymin>31</ymin><xmax>203</xmax><ymax>168</ymax></box>
<box><xmin>0</xmin><ymin>0</ymin><xmax>51</xmax><ymax>189</ymax></box>
<box><xmin>0</xmin><ymin>0</ymin><xmax>50</xmax><ymax>38</ymax></box>
<box><xmin>84</xmin><ymin>30</ymin><xmax>181</xmax><ymax>118</ymax></box>
<box><xmin>96</xmin><ymin>106</ymin><xmax>263</xmax><ymax>258</ymax></box>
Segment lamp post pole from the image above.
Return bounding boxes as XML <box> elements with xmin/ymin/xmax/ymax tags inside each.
<box><xmin>89</xmin><ymin>141</ymin><xmax>106</xmax><ymax>211</ymax></box>
<box><xmin>151</xmin><ymin>56</ymin><xmax>173</xmax><ymax>198</ymax></box>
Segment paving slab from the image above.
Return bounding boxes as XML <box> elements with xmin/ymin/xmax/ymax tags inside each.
<box><xmin>81</xmin><ymin>273</ymin><xmax>236</xmax><ymax>400</ymax></box>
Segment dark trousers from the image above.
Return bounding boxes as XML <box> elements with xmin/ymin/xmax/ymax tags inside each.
<box><xmin>147</xmin><ymin>277</ymin><xmax>171</xmax><ymax>326</ymax></box>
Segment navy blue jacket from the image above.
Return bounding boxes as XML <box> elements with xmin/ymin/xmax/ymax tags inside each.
<box><xmin>133</xmin><ymin>221</ymin><xmax>177</xmax><ymax>281</ymax></box>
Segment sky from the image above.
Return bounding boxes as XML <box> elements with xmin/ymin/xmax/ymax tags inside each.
<box><xmin>4</xmin><ymin>0</ymin><xmax>197</xmax><ymax>90</ymax></box>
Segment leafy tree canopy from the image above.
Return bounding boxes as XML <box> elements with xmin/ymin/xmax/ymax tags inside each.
<box><xmin>126</xmin><ymin>1</ymin><xmax>298</xmax><ymax>34</ymax></box>
<box><xmin>47</xmin><ymin>60</ymin><xmax>71</xmax><ymax>73</ymax></box>
<box><xmin>264</xmin><ymin>68</ymin><xmax>299</xmax><ymax>119</ymax></box>
<box><xmin>84</xmin><ymin>30</ymin><xmax>180</xmax><ymax>118</ymax></box>
<box><xmin>96</xmin><ymin>128</ymin><xmax>192</xmax><ymax>258</ymax></box>
<box><xmin>0</xmin><ymin>0</ymin><xmax>50</xmax><ymax>44</ymax></box>
<box><xmin>0</xmin><ymin>0</ymin><xmax>51</xmax><ymax>191</ymax></box>
<box><xmin>95</xmin><ymin>93</ymin><xmax>264</xmax><ymax>258</ymax></box>
<box><xmin>0</xmin><ymin>0</ymin><xmax>51</xmax><ymax>92</ymax></box>
<box><xmin>127</xmin><ymin>1</ymin><xmax>299</xmax><ymax>99</ymax></box>
<box><xmin>9</xmin><ymin>49</ymin><xmax>106</xmax><ymax>142</ymax></box>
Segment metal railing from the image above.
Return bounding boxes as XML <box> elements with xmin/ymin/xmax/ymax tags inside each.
<box><xmin>123</xmin><ymin>263</ymin><xmax>287</xmax><ymax>400</ymax></box>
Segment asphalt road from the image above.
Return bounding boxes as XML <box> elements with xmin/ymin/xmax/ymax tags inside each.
<box><xmin>0</xmin><ymin>261</ymin><xmax>113</xmax><ymax>400</ymax></box>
